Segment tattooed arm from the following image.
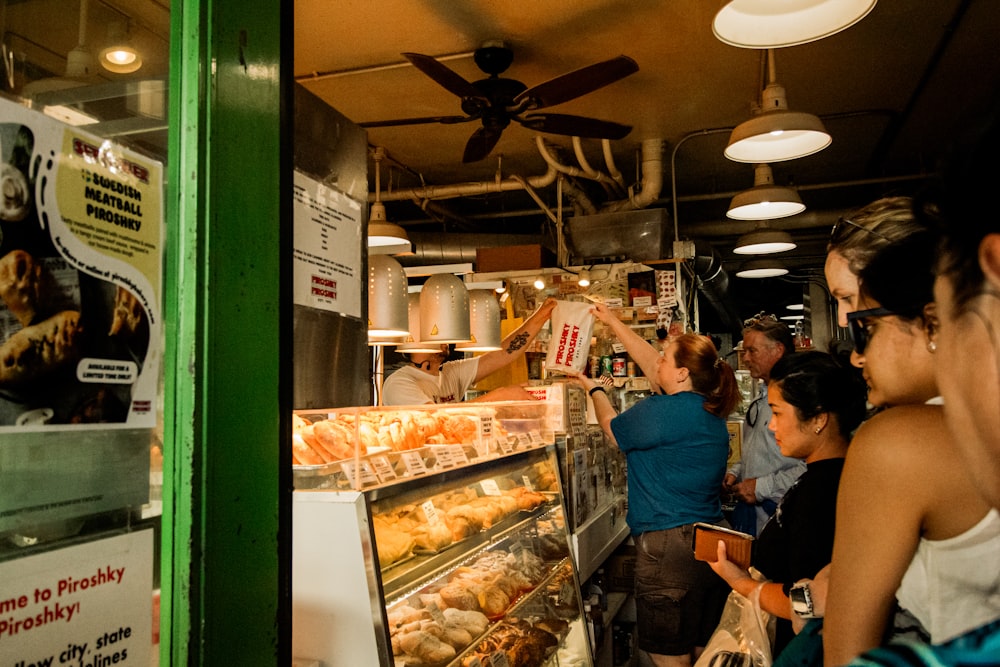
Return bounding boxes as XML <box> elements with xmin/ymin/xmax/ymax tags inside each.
<box><xmin>473</xmin><ymin>297</ymin><xmax>557</xmax><ymax>382</ymax></box>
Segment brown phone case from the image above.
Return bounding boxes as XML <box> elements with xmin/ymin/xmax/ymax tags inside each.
<box><xmin>692</xmin><ymin>523</ymin><xmax>753</xmax><ymax>570</ymax></box>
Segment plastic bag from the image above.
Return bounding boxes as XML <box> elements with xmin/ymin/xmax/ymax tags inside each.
<box><xmin>694</xmin><ymin>584</ymin><xmax>773</xmax><ymax>667</ymax></box>
<box><xmin>544</xmin><ymin>300</ymin><xmax>594</xmax><ymax>375</ymax></box>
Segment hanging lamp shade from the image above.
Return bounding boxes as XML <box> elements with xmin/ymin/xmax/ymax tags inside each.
<box><xmin>736</xmin><ymin>258</ymin><xmax>789</xmax><ymax>278</ymax></box>
<box><xmin>725</xmin><ymin>51</ymin><xmax>831</xmax><ymax>163</ymax></box>
<box><xmin>734</xmin><ymin>225</ymin><xmax>797</xmax><ymax>255</ymax></box>
<box><xmin>713</xmin><ymin>0</ymin><xmax>877</xmax><ymax>49</ymax></box>
<box><xmin>368</xmin><ymin>255</ymin><xmax>409</xmax><ymax>341</ymax></box>
<box><xmin>727</xmin><ymin>164</ymin><xmax>805</xmax><ymax>220</ymax></box>
<box><xmin>396</xmin><ymin>293</ymin><xmax>443</xmax><ymax>353</ymax></box>
<box><xmin>420</xmin><ymin>273</ymin><xmax>471</xmax><ymax>343</ymax></box>
<box><xmin>367</xmin><ymin>147</ymin><xmax>411</xmax><ymax>254</ymax></box>
<box><xmin>99</xmin><ymin>21</ymin><xmax>142</xmax><ymax>74</ymax></box>
<box><xmin>456</xmin><ymin>290</ymin><xmax>502</xmax><ymax>352</ymax></box>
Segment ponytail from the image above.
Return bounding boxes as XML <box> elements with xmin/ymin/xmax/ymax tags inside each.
<box><xmin>670</xmin><ymin>333</ymin><xmax>743</xmax><ymax>418</ymax></box>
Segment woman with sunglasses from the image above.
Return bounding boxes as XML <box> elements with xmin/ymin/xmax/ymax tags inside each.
<box><xmin>708</xmin><ymin>351</ymin><xmax>867</xmax><ymax>659</ymax></box>
<box><xmin>823</xmin><ymin>232</ymin><xmax>999</xmax><ymax>666</ymax></box>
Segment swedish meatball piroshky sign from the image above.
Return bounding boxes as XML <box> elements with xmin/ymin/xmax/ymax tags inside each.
<box><xmin>0</xmin><ymin>97</ymin><xmax>162</xmax><ymax>432</ymax></box>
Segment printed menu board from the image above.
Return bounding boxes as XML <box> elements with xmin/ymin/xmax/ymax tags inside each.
<box><xmin>0</xmin><ymin>98</ymin><xmax>163</xmax><ymax>432</ymax></box>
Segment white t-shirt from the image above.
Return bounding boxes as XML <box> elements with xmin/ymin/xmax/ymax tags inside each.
<box><xmin>896</xmin><ymin>507</ymin><xmax>1000</xmax><ymax>642</ymax></box>
<box><xmin>382</xmin><ymin>357</ymin><xmax>480</xmax><ymax>406</ymax></box>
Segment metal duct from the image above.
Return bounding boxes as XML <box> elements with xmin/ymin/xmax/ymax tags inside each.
<box><xmin>691</xmin><ymin>240</ymin><xmax>744</xmax><ymax>335</ymax></box>
<box><xmin>399</xmin><ymin>232</ymin><xmax>545</xmax><ymax>267</ymax></box>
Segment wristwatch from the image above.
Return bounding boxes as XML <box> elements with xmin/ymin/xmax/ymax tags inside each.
<box><xmin>789</xmin><ymin>582</ymin><xmax>817</xmax><ymax>618</ymax></box>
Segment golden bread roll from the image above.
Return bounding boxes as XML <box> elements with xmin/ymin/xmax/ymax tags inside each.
<box><xmin>311</xmin><ymin>419</ymin><xmax>355</xmax><ymax>460</ymax></box>
<box><xmin>438</xmin><ymin>584</ymin><xmax>480</xmax><ymax>612</ymax></box>
<box><xmin>442</xmin><ymin>608</ymin><xmax>489</xmax><ymax>636</ymax></box>
<box><xmin>373</xmin><ymin>523</ymin><xmax>414</xmax><ymax>568</ymax></box>
<box><xmin>292</xmin><ymin>433</ymin><xmax>323</xmax><ymax>466</ymax></box>
<box><xmin>0</xmin><ymin>310</ymin><xmax>82</xmax><ymax>385</ymax></box>
<box><xmin>0</xmin><ymin>249</ymin><xmax>44</xmax><ymax>326</ymax></box>
<box><xmin>398</xmin><ymin>630</ymin><xmax>456</xmax><ymax>664</ymax></box>
<box><xmin>108</xmin><ymin>285</ymin><xmax>146</xmax><ymax>338</ymax></box>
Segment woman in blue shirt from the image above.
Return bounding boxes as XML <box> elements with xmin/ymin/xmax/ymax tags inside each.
<box><xmin>575</xmin><ymin>303</ymin><xmax>741</xmax><ymax>667</ymax></box>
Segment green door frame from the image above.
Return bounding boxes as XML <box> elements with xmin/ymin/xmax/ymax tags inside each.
<box><xmin>162</xmin><ymin>0</ymin><xmax>292</xmax><ymax>664</ymax></box>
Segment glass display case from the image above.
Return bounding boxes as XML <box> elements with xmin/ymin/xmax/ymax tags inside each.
<box><xmin>292</xmin><ymin>436</ymin><xmax>592</xmax><ymax>667</ymax></box>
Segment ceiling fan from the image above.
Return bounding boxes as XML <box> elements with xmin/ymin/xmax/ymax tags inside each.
<box><xmin>359</xmin><ymin>42</ymin><xmax>639</xmax><ymax>163</ymax></box>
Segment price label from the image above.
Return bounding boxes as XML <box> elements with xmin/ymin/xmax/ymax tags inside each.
<box><xmin>400</xmin><ymin>451</ymin><xmax>428</xmax><ymax>476</ymax></box>
<box><xmin>491</xmin><ymin>651</ymin><xmax>510</xmax><ymax>667</ymax></box>
<box><xmin>498</xmin><ymin>437</ymin><xmax>515</xmax><ymax>454</ymax></box>
<box><xmin>480</xmin><ymin>479</ymin><xmax>501</xmax><ymax>496</ymax></box>
<box><xmin>508</xmin><ymin>539</ymin><xmax>526</xmax><ymax>560</ymax></box>
<box><xmin>421</xmin><ymin>500</ymin><xmax>442</xmax><ymax>526</ymax></box>
<box><xmin>522</xmin><ymin>475</ymin><xmax>535</xmax><ymax>491</ymax></box>
<box><xmin>605</xmin><ymin>297</ymin><xmax>624</xmax><ymax>308</ymax></box>
<box><xmin>425</xmin><ymin>600</ymin><xmax>446</xmax><ymax>624</ymax></box>
<box><xmin>370</xmin><ymin>455</ymin><xmax>397</xmax><ymax>483</ymax></box>
<box><xmin>612</xmin><ymin>341</ymin><xmax>627</xmax><ymax>354</ymax></box>
<box><xmin>516</xmin><ymin>433</ymin><xmax>532</xmax><ymax>449</ymax></box>
<box><xmin>448</xmin><ymin>444</ymin><xmax>469</xmax><ymax>466</ymax></box>
<box><xmin>340</xmin><ymin>460</ymin><xmax>379</xmax><ymax>487</ymax></box>
<box><xmin>466</xmin><ymin>658</ymin><xmax>484</xmax><ymax>667</ymax></box>
<box><xmin>480</xmin><ymin>415</ymin><xmax>493</xmax><ymax>437</ymax></box>
<box><xmin>528</xmin><ymin>431</ymin><xmax>544</xmax><ymax>445</ymax></box>
<box><xmin>435</xmin><ymin>447</ymin><xmax>456</xmax><ymax>469</ymax></box>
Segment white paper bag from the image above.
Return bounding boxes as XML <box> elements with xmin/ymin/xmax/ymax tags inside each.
<box><xmin>544</xmin><ymin>300</ymin><xmax>594</xmax><ymax>375</ymax></box>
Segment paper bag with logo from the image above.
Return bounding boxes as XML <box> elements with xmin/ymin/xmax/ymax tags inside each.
<box><xmin>544</xmin><ymin>300</ymin><xmax>594</xmax><ymax>375</ymax></box>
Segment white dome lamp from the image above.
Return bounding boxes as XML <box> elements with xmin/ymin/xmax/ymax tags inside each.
<box><xmin>727</xmin><ymin>164</ymin><xmax>805</xmax><ymax>220</ymax></box>
<box><xmin>713</xmin><ymin>0</ymin><xmax>877</xmax><ymax>49</ymax></box>
<box><xmin>733</xmin><ymin>223</ymin><xmax>797</xmax><ymax>255</ymax></box>
<box><xmin>725</xmin><ymin>50</ymin><xmax>831</xmax><ymax>164</ymax></box>
<box><xmin>368</xmin><ymin>148</ymin><xmax>411</xmax><ymax>255</ymax></box>
<box><xmin>367</xmin><ymin>255</ymin><xmax>409</xmax><ymax>343</ymax></box>
<box><xmin>456</xmin><ymin>290</ymin><xmax>502</xmax><ymax>352</ymax></box>
<box><xmin>736</xmin><ymin>257</ymin><xmax>789</xmax><ymax>278</ymax></box>
<box><xmin>420</xmin><ymin>273</ymin><xmax>471</xmax><ymax>344</ymax></box>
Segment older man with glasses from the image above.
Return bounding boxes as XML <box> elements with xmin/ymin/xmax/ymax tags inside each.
<box><xmin>723</xmin><ymin>313</ymin><xmax>807</xmax><ymax>535</ymax></box>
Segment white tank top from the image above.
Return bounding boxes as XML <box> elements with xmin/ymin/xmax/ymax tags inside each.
<box><xmin>896</xmin><ymin>508</ymin><xmax>1000</xmax><ymax>643</ymax></box>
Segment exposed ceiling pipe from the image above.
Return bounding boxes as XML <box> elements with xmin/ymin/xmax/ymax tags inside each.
<box><xmin>535</xmin><ymin>136</ymin><xmax>608</xmax><ymax>185</ymax></box>
<box><xmin>398</xmin><ymin>232</ymin><xmax>544</xmax><ymax>267</ymax></box>
<box><xmin>375</xmin><ymin>161</ymin><xmax>558</xmax><ymax>202</ymax></box>
<box><xmin>602</xmin><ymin>139</ymin><xmax>627</xmax><ymax>192</ymax></box>
<box><xmin>600</xmin><ymin>138</ymin><xmax>664</xmax><ymax>213</ymax></box>
<box><xmin>572</xmin><ymin>136</ymin><xmax>624</xmax><ymax>196</ymax></box>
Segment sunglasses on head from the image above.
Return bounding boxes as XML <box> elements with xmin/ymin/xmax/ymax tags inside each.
<box><xmin>830</xmin><ymin>217</ymin><xmax>893</xmax><ymax>245</ymax></box>
<box><xmin>846</xmin><ymin>307</ymin><xmax>895</xmax><ymax>354</ymax></box>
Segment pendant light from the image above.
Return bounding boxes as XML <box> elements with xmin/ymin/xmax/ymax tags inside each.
<box><xmin>734</xmin><ymin>222</ymin><xmax>797</xmax><ymax>255</ymax></box>
<box><xmin>368</xmin><ymin>148</ymin><xmax>411</xmax><ymax>254</ymax></box>
<box><xmin>456</xmin><ymin>290</ymin><xmax>502</xmax><ymax>352</ymax></box>
<box><xmin>727</xmin><ymin>164</ymin><xmax>804</xmax><ymax>220</ymax></box>
<box><xmin>713</xmin><ymin>0</ymin><xmax>877</xmax><ymax>49</ymax></box>
<box><xmin>368</xmin><ymin>255</ymin><xmax>409</xmax><ymax>342</ymax></box>
<box><xmin>99</xmin><ymin>21</ymin><xmax>142</xmax><ymax>74</ymax></box>
<box><xmin>736</xmin><ymin>258</ymin><xmax>789</xmax><ymax>278</ymax></box>
<box><xmin>725</xmin><ymin>50</ymin><xmax>831</xmax><ymax>164</ymax></box>
<box><xmin>396</xmin><ymin>293</ymin><xmax>442</xmax><ymax>353</ymax></box>
<box><xmin>420</xmin><ymin>273</ymin><xmax>471</xmax><ymax>343</ymax></box>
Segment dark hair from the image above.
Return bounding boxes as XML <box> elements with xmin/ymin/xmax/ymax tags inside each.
<box><xmin>935</xmin><ymin>108</ymin><xmax>1000</xmax><ymax>314</ymax></box>
<box><xmin>857</xmin><ymin>231</ymin><xmax>939</xmax><ymax>321</ymax></box>
<box><xmin>769</xmin><ymin>351</ymin><xmax>868</xmax><ymax>440</ymax></box>
<box><xmin>742</xmin><ymin>318</ymin><xmax>794</xmax><ymax>358</ymax></box>
<box><xmin>670</xmin><ymin>333</ymin><xmax>742</xmax><ymax>418</ymax></box>
<box><xmin>828</xmin><ymin>197</ymin><xmax>935</xmax><ymax>275</ymax></box>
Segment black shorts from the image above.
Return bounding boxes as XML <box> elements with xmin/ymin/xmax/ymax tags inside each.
<box><xmin>634</xmin><ymin>524</ymin><xmax>730</xmax><ymax>656</ymax></box>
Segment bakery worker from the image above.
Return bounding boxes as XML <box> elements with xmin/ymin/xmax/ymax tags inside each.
<box><xmin>723</xmin><ymin>314</ymin><xmax>807</xmax><ymax>536</ymax></box>
<box><xmin>383</xmin><ymin>297</ymin><xmax>557</xmax><ymax>406</ymax></box>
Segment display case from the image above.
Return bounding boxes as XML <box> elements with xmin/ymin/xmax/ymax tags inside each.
<box><xmin>292</xmin><ymin>443</ymin><xmax>593</xmax><ymax>667</ymax></box>
<box><xmin>292</xmin><ymin>401</ymin><xmax>554</xmax><ymax>491</ymax></box>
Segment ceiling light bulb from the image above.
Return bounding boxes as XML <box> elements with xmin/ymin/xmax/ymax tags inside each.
<box><xmin>533</xmin><ymin>276</ymin><xmax>546</xmax><ymax>290</ymax></box>
<box><xmin>578</xmin><ymin>270</ymin><xmax>591</xmax><ymax>288</ymax></box>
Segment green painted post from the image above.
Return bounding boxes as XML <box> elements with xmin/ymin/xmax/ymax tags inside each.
<box><xmin>163</xmin><ymin>0</ymin><xmax>292</xmax><ymax>664</ymax></box>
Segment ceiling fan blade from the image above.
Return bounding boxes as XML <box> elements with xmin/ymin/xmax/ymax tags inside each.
<box><xmin>463</xmin><ymin>126</ymin><xmax>504</xmax><ymax>163</ymax></box>
<box><xmin>358</xmin><ymin>115</ymin><xmax>476</xmax><ymax>128</ymax></box>
<box><xmin>402</xmin><ymin>52</ymin><xmax>488</xmax><ymax>102</ymax></box>
<box><xmin>517</xmin><ymin>113</ymin><xmax>633</xmax><ymax>140</ymax></box>
<box><xmin>512</xmin><ymin>55</ymin><xmax>639</xmax><ymax>110</ymax></box>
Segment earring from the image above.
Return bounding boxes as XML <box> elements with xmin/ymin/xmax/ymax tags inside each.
<box><xmin>814</xmin><ymin>427</ymin><xmax>822</xmax><ymax>434</ymax></box>
<box><xmin>927</xmin><ymin>340</ymin><xmax>937</xmax><ymax>353</ymax></box>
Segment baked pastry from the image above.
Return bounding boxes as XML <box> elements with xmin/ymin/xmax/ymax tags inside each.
<box><xmin>0</xmin><ymin>310</ymin><xmax>82</xmax><ymax>385</ymax></box>
<box><xmin>0</xmin><ymin>163</ymin><xmax>30</xmax><ymax>222</ymax></box>
<box><xmin>108</xmin><ymin>285</ymin><xmax>147</xmax><ymax>338</ymax></box>
<box><xmin>398</xmin><ymin>630</ymin><xmax>456</xmax><ymax>664</ymax></box>
<box><xmin>0</xmin><ymin>249</ymin><xmax>44</xmax><ymax>326</ymax></box>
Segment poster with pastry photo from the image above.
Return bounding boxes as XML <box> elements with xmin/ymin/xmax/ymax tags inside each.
<box><xmin>0</xmin><ymin>98</ymin><xmax>162</xmax><ymax>432</ymax></box>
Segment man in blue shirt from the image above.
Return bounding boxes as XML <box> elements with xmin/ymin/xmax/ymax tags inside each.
<box><xmin>724</xmin><ymin>315</ymin><xmax>806</xmax><ymax>535</ymax></box>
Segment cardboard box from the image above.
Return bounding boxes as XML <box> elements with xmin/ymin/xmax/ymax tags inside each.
<box><xmin>726</xmin><ymin>420</ymin><xmax>743</xmax><ymax>468</ymax></box>
<box><xmin>606</xmin><ymin>542</ymin><xmax>637</xmax><ymax>592</ymax></box>
<box><xmin>476</xmin><ymin>244</ymin><xmax>555</xmax><ymax>273</ymax></box>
